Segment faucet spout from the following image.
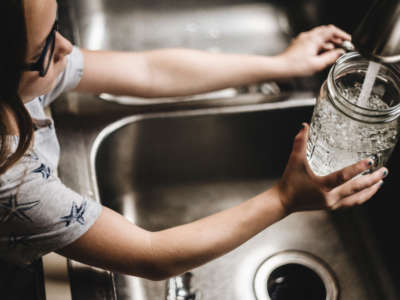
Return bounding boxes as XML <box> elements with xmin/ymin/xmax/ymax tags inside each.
<box><xmin>353</xmin><ymin>0</ymin><xmax>400</xmax><ymax>63</ymax></box>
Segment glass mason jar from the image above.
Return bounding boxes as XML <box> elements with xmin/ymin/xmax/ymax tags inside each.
<box><xmin>306</xmin><ymin>52</ymin><xmax>400</xmax><ymax>176</ymax></box>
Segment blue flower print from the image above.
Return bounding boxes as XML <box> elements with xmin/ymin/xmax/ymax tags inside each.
<box><xmin>33</xmin><ymin>163</ymin><xmax>51</xmax><ymax>179</ymax></box>
<box><xmin>60</xmin><ymin>200</ymin><xmax>87</xmax><ymax>227</ymax></box>
<box><xmin>0</xmin><ymin>194</ymin><xmax>40</xmax><ymax>223</ymax></box>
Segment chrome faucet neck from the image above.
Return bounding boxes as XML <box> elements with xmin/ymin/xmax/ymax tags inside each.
<box><xmin>166</xmin><ymin>272</ymin><xmax>198</xmax><ymax>300</ymax></box>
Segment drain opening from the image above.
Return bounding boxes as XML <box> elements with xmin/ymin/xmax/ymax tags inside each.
<box><xmin>253</xmin><ymin>250</ymin><xmax>338</xmax><ymax>300</ymax></box>
<box><xmin>267</xmin><ymin>263</ymin><xmax>326</xmax><ymax>300</ymax></box>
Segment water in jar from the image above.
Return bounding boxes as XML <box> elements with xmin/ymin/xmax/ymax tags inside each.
<box><xmin>306</xmin><ymin>71</ymin><xmax>400</xmax><ymax>176</ymax></box>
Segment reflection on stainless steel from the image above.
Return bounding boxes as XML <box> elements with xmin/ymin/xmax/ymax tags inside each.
<box><xmin>70</xmin><ymin>0</ymin><xmax>290</xmax><ymax>54</ymax></box>
<box><xmin>353</xmin><ymin>0</ymin><xmax>400</xmax><ymax>63</ymax></box>
<box><xmin>87</xmin><ymin>14</ymin><xmax>106</xmax><ymax>50</ymax></box>
<box><xmin>98</xmin><ymin>82</ymin><xmax>281</xmax><ymax>106</ymax></box>
<box><xmin>99</xmin><ymin>88</ymin><xmax>238</xmax><ymax>105</ymax></box>
<box><xmin>87</xmin><ymin>99</ymin><xmax>396</xmax><ymax>300</ymax></box>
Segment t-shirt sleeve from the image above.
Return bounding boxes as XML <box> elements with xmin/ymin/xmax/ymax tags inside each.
<box><xmin>0</xmin><ymin>156</ymin><xmax>102</xmax><ymax>266</ymax></box>
<box><xmin>40</xmin><ymin>46</ymin><xmax>84</xmax><ymax>107</ymax></box>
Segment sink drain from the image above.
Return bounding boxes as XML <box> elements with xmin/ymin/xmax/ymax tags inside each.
<box><xmin>253</xmin><ymin>250</ymin><xmax>338</xmax><ymax>300</ymax></box>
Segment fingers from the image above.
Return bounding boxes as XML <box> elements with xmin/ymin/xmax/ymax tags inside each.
<box><xmin>306</xmin><ymin>25</ymin><xmax>350</xmax><ymax>57</ymax></box>
<box><xmin>301</xmin><ymin>25</ymin><xmax>349</xmax><ymax>70</ymax></box>
<box><xmin>312</xmin><ymin>24</ymin><xmax>351</xmax><ymax>43</ymax></box>
<box><xmin>330</xmin><ymin>180</ymin><xmax>382</xmax><ymax>210</ymax></box>
<box><xmin>333</xmin><ymin>167</ymin><xmax>387</xmax><ymax>199</ymax></box>
<box><xmin>327</xmin><ymin>167</ymin><xmax>387</xmax><ymax>210</ymax></box>
<box><xmin>331</xmin><ymin>37</ymin><xmax>346</xmax><ymax>45</ymax></box>
<box><xmin>321</xmin><ymin>157</ymin><xmax>375</xmax><ymax>188</ymax></box>
<box><xmin>322</xmin><ymin>42</ymin><xmax>335</xmax><ymax>51</ymax></box>
<box><xmin>314</xmin><ymin>48</ymin><xmax>345</xmax><ymax>69</ymax></box>
<box><xmin>298</xmin><ymin>25</ymin><xmax>350</xmax><ymax>48</ymax></box>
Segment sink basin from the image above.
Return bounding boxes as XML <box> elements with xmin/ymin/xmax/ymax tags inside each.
<box><xmin>91</xmin><ymin>99</ymin><xmax>399</xmax><ymax>299</ymax></box>
<box><xmin>70</xmin><ymin>0</ymin><xmax>290</xmax><ymax>54</ymax></box>
<box><xmin>56</xmin><ymin>1</ymin><xmax>400</xmax><ymax>298</ymax></box>
<box><xmin>66</xmin><ymin>0</ymin><xmax>319</xmax><ymax>105</ymax></box>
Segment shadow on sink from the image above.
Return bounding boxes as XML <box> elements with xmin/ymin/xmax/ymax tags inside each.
<box><xmin>90</xmin><ymin>100</ymin><xmax>400</xmax><ymax>300</ymax></box>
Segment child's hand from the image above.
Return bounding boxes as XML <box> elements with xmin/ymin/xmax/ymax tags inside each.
<box><xmin>277</xmin><ymin>25</ymin><xmax>351</xmax><ymax>77</ymax></box>
<box><xmin>275</xmin><ymin>123</ymin><xmax>387</xmax><ymax>214</ymax></box>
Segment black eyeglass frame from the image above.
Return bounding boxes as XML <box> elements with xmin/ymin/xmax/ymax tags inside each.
<box><xmin>22</xmin><ymin>20</ymin><xmax>58</xmax><ymax>77</ymax></box>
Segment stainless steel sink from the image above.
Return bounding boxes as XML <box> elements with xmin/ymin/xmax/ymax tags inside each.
<box><xmin>69</xmin><ymin>0</ymin><xmax>290</xmax><ymax>53</ymax></box>
<box><xmin>66</xmin><ymin>0</ymin><xmax>319</xmax><ymax>105</ymax></box>
<box><xmin>90</xmin><ymin>99</ymin><xmax>398</xmax><ymax>300</ymax></box>
<box><xmin>56</xmin><ymin>1</ymin><xmax>400</xmax><ymax>299</ymax></box>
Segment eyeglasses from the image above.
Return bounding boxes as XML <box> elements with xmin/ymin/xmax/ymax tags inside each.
<box><xmin>22</xmin><ymin>20</ymin><xmax>58</xmax><ymax>77</ymax></box>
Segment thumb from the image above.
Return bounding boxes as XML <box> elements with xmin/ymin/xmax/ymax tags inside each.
<box><xmin>292</xmin><ymin>123</ymin><xmax>309</xmax><ymax>156</ymax></box>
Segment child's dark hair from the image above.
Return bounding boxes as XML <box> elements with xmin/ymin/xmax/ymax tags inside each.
<box><xmin>0</xmin><ymin>0</ymin><xmax>34</xmax><ymax>175</ymax></box>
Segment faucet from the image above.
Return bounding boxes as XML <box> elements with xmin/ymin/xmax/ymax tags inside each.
<box><xmin>166</xmin><ymin>272</ymin><xmax>199</xmax><ymax>300</ymax></box>
<box><xmin>352</xmin><ymin>0</ymin><xmax>400</xmax><ymax>63</ymax></box>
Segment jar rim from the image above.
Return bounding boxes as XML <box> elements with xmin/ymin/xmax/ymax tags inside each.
<box><xmin>328</xmin><ymin>51</ymin><xmax>400</xmax><ymax>118</ymax></box>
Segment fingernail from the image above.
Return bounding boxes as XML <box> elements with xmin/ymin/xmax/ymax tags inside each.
<box><xmin>379</xmin><ymin>181</ymin><xmax>384</xmax><ymax>189</ymax></box>
<box><xmin>383</xmin><ymin>170</ymin><xmax>388</xmax><ymax>178</ymax></box>
<box><xmin>368</xmin><ymin>155</ymin><xmax>378</xmax><ymax>167</ymax></box>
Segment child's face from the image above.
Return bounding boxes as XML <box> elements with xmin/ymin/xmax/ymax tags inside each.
<box><xmin>18</xmin><ymin>0</ymin><xmax>73</xmax><ymax>102</ymax></box>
